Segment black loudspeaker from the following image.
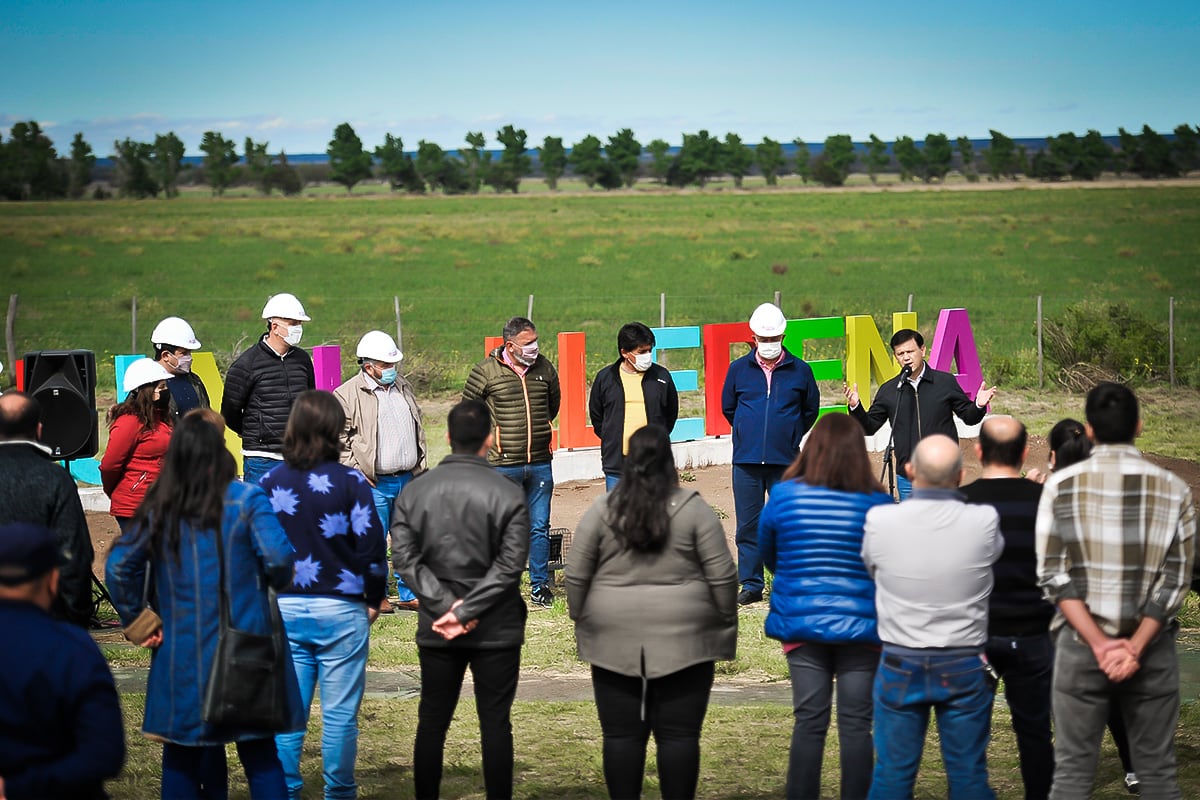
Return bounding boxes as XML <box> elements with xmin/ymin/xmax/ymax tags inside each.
<box><xmin>23</xmin><ymin>350</ymin><xmax>99</xmax><ymax>460</ymax></box>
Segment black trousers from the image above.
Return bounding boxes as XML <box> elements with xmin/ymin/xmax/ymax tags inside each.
<box><xmin>415</xmin><ymin>646</ymin><xmax>521</xmax><ymax>800</ymax></box>
<box><xmin>591</xmin><ymin>661</ymin><xmax>715</xmax><ymax>800</ymax></box>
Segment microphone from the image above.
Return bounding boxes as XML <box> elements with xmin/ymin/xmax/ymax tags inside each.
<box><xmin>896</xmin><ymin>364</ymin><xmax>913</xmax><ymax>389</ymax></box>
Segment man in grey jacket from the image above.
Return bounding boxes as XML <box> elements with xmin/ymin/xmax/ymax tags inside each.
<box><xmin>391</xmin><ymin>399</ymin><xmax>530</xmax><ymax>800</ymax></box>
<box><xmin>862</xmin><ymin>434</ymin><xmax>1003</xmax><ymax>798</ymax></box>
<box><xmin>334</xmin><ymin>330</ymin><xmax>427</xmax><ymax>611</ymax></box>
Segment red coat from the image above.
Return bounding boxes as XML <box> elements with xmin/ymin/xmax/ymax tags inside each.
<box><xmin>99</xmin><ymin>414</ymin><xmax>172</xmax><ymax>518</ymax></box>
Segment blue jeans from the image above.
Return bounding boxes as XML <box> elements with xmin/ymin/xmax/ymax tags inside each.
<box><xmin>604</xmin><ymin>472</ymin><xmax>620</xmax><ymax>493</ymax></box>
<box><xmin>786</xmin><ymin>643</ymin><xmax>877</xmax><ymax>800</ymax></box>
<box><xmin>986</xmin><ymin>633</ymin><xmax>1054</xmax><ymax>800</ymax></box>
<box><xmin>373</xmin><ymin>471</ymin><xmax>416</xmax><ymax>602</ymax></box>
<box><xmin>275</xmin><ymin>596</ymin><xmax>370</xmax><ymax>800</ymax></box>
<box><xmin>495</xmin><ymin>461</ymin><xmax>553</xmax><ymax>591</ymax></box>
<box><xmin>732</xmin><ymin>463</ymin><xmax>785</xmax><ymax>593</ymax></box>
<box><xmin>870</xmin><ymin>648</ymin><xmax>995</xmax><ymax>799</ymax></box>
<box><xmin>896</xmin><ymin>473</ymin><xmax>912</xmax><ymax>501</ymax></box>
<box><xmin>161</xmin><ymin>738</ymin><xmax>286</xmax><ymax>799</ymax></box>
<box><xmin>242</xmin><ymin>455</ymin><xmax>281</xmax><ymax>486</ymax></box>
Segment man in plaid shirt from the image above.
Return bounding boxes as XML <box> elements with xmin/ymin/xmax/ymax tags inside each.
<box><xmin>1037</xmin><ymin>383</ymin><xmax>1197</xmax><ymax>798</ymax></box>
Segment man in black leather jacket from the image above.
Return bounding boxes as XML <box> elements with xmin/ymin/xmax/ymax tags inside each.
<box><xmin>391</xmin><ymin>399</ymin><xmax>530</xmax><ymax>800</ymax></box>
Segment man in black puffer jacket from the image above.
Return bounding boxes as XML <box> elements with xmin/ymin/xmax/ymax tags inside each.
<box><xmin>220</xmin><ymin>292</ymin><xmax>315</xmax><ymax>484</ymax></box>
<box><xmin>391</xmin><ymin>399</ymin><xmax>530</xmax><ymax>800</ymax></box>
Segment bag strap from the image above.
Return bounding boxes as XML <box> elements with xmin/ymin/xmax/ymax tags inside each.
<box><xmin>212</xmin><ymin>516</ymin><xmax>232</xmax><ymax>632</ymax></box>
<box><xmin>141</xmin><ymin>560</ymin><xmax>154</xmax><ymax>610</ymax></box>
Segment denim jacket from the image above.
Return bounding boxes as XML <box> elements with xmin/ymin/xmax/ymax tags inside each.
<box><xmin>106</xmin><ymin>480</ymin><xmax>304</xmax><ymax>744</ymax></box>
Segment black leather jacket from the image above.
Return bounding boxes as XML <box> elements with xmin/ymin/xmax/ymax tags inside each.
<box><xmin>219</xmin><ymin>337</ymin><xmax>314</xmax><ymax>453</ymax></box>
<box><xmin>390</xmin><ymin>454</ymin><xmax>530</xmax><ymax>648</ymax></box>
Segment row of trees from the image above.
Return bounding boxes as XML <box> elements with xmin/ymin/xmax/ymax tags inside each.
<box><xmin>1</xmin><ymin>121</ymin><xmax>1197</xmax><ymax>200</ymax></box>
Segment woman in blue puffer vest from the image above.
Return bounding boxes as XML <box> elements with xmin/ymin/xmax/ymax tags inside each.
<box><xmin>760</xmin><ymin>413</ymin><xmax>893</xmax><ymax>800</ymax></box>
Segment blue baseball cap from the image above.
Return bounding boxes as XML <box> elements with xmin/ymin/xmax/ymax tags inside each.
<box><xmin>0</xmin><ymin>522</ymin><xmax>65</xmax><ymax>585</ymax></box>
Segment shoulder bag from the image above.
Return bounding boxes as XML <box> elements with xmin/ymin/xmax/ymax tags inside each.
<box><xmin>201</xmin><ymin>523</ymin><xmax>290</xmax><ymax>730</ymax></box>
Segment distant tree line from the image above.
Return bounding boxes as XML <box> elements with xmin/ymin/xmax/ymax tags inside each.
<box><xmin>1</xmin><ymin>120</ymin><xmax>1197</xmax><ymax>200</ymax></box>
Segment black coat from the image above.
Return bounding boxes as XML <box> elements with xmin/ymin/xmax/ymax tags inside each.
<box><xmin>849</xmin><ymin>365</ymin><xmax>985</xmax><ymax>472</ymax></box>
<box><xmin>219</xmin><ymin>337</ymin><xmax>315</xmax><ymax>454</ymax></box>
<box><xmin>0</xmin><ymin>442</ymin><xmax>95</xmax><ymax>627</ymax></box>
<box><xmin>588</xmin><ymin>360</ymin><xmax>679</xmax><ymax>475</ymax></box>
<box><xmin>390</xmin><ymin>454</ymin><xmax>530</xmax><ymax>649</ymax></box>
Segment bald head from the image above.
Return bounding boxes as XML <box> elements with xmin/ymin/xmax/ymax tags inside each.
<box><xmin>909</xmin><ymin>434</ymin><xmax>963</xmax><ymax>489</ymax></box>
<box><xmin>978</xmin><ymin>416</ymin><xmax>1027</xmax><ymax>469</ymax></box>
<box><xmin>0</xmin><ymin>391</ymin><xmax>40</xmax><ymax>441</ymax></box>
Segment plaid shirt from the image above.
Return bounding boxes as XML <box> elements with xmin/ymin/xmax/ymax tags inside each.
<box><xmin>1036</xmin><ymin>444</ymin><xmax>1197</xmax><ymax>636</ymax></box>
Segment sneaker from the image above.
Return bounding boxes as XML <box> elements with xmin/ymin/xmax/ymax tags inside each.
<box><xmin>530</xmin><ymin>585</ymin><xmax>554</xmax><ymax>608</ymax></box>
<box><xmin>737</xmin><ymin>588</ymin><xmax>764</xmax><ymax>606</ymax></box>
<box><xmin>1125</xmin><ymin>772</ymin><xmax>1140</xmax><ymax>795</ymax></box>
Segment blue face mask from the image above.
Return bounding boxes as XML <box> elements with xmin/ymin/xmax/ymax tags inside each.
<box><xmin>379</xmin><ymin>366</ymin><xmax>398</xmax><ymax>385</ymax></box>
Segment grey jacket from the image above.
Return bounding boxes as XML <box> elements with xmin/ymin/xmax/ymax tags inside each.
<box><xmin>332</xmin><ymin>369</ymin><xmax>427</xmax><ymax>483</ymax></box>
<box><xmin>567</xmin><ymin>487</ymin><xmax>738</xmax><ymax>678</ymax></box>
<box><xmin>391</xmin><ymin>454</ymin><xmax>530</xmax><ymax>649</ymax></box>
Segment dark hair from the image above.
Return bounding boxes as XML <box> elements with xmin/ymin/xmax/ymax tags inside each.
<box><xmin>978</xmin><ymin>418</ymin><xmax>1027</xmax><ymax>468</ymax></box>
<box><xmin>1048</xmin><ymin>418</ymin><xmax>1092</xmax><ymax>470</ymax></box>
<box><xmin>0</xmin><ymin>391</ymin><xmax>40</xmax><ymax>439</ymax></box>
<box><xmin>1085</xmin><ymin>382</ymin><xmax>1139</xmax><ymax>444</ymax></box>
<box><xmin>449</xmin><ymin>399</ymin><xmax>492</xmax><ymax>454</ymax></box>
<box><xmin>890</xmin><ymin>329</ymin><xmax>924</xmax><ymax>350</ymax></box>
<box><xmin>126</xmin><ymin>413</ymin><xmax>236</xmax><ymax>562</ymax></box>
<box><xmin>282</xmin><ymin>390</ymin><xmax>343</xmax><ymax>470</ymax></box>
<box><xmin>107</xmin><ymin>383</ymin><xmax>167</xmax><ymax>432</ymax></box>
<box><xmin>617</xmin><ymin>322</ymin><xmax>655</xmax><ymax>355</ymax></box>
<box><xmin>502</xmin><ymin>316</ymin><xmax>536</xmax><ymax>342</ymax></box>
<box><xmin>782</xmin><ymin>413</ymin><xmax>884</xmax><ymax>493</ymax></box>
<box><xmin>607</xmin><ymin>425</ymin><xmax>677</xmax><ymax>553</ymax></box>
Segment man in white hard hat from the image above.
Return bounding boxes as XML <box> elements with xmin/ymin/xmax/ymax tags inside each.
<box><xmin>721</xmin><ymin>302</ymin><xmax>820</xmax><ymax>605</ymax></box>
<box><xmin>151</xmin><ymin>316</ymin><xmax>210</xmax><ymax>420</ymax></box>
<box><xmin>333</xmin><ymin>330</ymin><xmax>427</xmax><ymax>611</ymax></box>
<box><xmin>220</xmin><ymin>292</ymin><xmax>315</xmax><ymax>485</ymax></box>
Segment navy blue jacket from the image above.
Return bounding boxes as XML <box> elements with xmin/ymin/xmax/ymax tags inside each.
<box><xmin>759</xmin><ymin>480</ymin><xmax>893</xmax><ymax>644</ymax></box>
<box><xmin>0</xmin><ymin>600</ymin><xmax>125</xmax><ymax>799</ymax></box>
<box><xmin>721</xmin><ymin>348</ymin><xmax>820</xmax><ymax>466</ymax></box>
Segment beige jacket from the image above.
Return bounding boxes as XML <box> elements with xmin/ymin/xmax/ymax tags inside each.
<box><xmin>566</xmin><ymin>487</ymin><xmax>738</xmax><ymax>678</ymax></box>
<box><xmin>332</xmin><ymin>369</ymin><xmax>427</xmax><ymax>483</ymax></box>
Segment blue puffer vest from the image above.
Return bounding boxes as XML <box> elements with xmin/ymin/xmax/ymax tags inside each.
<box><xmin>759</xmin><ymin>480</ymin><xmax>893</xmax><ymax>644</ymax></box>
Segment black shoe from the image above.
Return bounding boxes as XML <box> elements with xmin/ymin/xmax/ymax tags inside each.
<box><xmin>737</xmin><ymin>588</ymin><xmax>764</xmax><ymax>606</ymax></box>
<box><xmin>1125</xmin><ymin>772</ymin><xmax>1140</xmax><ymax>795</ymax></box>
<box><xmin>530</xmin><ymin>585</ymin><xmax>554</xmax><ymax>608</ymax></box>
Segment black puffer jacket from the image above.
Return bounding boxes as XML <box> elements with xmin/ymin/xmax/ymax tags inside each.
<box><xmin>462</xmin><ymin>348</ymin><xmax>560</xmax><ymax>466</ymax></box>
<box><xmin>220</xmin><ymin>337</ymin><xmax>315</xmax><ymax>454</ymax></box>
<box><xmin>391</xmin><ymin>454</ymin><xmax>530</xmax><ymax>648</ymax></box>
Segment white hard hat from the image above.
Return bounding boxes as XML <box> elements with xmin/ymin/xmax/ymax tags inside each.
<box><xmin>151</xmin><ymin>316</ymin><xmax>201</xmax><ymax>349</ymax></box>
<box><xmin>261</xmin><ymin>292</ymin><xmax>310</xmax><ymax>322</ymax></box>
<box><xmin>356</xmin><ymin>330</ymin><xmax>402</xmax><ymax>363</ymax></box>
<box><xmin>123</xmin><ymin>358</ymin><xmax>172</xmax><ymax>395</ymax></box>
<box><xmin>749</xmin><ymin>303</ymin><xmax>787</xmax><ymax>337</ymax></box>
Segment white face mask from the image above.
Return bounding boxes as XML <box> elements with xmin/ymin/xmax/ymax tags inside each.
<box><xmin>284</xmin><ymin>324</ymin><xmax>304</xmax><ymax>347</ymax></box>
<box><xmin>172</xmin><ymin>353</ymin><xmax>193</xmax><ymax>374</ymax></box>
<box><xmin>632</xmin><ymin>352</ymin><xmax>653</xmax><ymax>372</ymax></box>
<box><xmin>756</xmin><ymin>340</ymin><xmax>782</xmax><ymax>361</ymax></box>
<box><xmin>512</xmin><ymin>341</ymin><xmax>538</xmax><ymax>366</ymax></box>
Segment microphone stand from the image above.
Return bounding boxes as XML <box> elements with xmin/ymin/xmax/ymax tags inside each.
<box><xmin>878</xmin><ymin>366</ymin><xmax>912</xmax><ymax>501</ymax></box>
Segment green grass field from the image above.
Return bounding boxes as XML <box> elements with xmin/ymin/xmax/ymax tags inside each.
<box><xmin>2</xmin><ymin>183</ymin><xmax>1197</xmax><ymax>397</ymax></box>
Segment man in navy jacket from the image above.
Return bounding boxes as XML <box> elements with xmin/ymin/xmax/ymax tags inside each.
<box><xmin>721</xmin><ymin>303</ymin><xmax>820</xmax><ymax>605</ymax></box>
<box><xmin>0</xmin><ymin>522</ymin><xmax>125</xmax><ymax>799</ymax></box>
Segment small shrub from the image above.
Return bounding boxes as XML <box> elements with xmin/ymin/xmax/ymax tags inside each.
<box><xmin>1043</xmin><ymin>300</ymin><xmax>1168</xmax><ymax>387</ymax></box>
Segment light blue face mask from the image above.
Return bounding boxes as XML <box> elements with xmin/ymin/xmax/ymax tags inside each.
<box><xmin>379</xmin><ymin>366</ymin><xmax>398</xmax><ymax>385</ymax></box>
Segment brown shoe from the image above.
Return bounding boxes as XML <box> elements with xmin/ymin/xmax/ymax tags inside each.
<box><xmin>395</xmin><ymin>598</ymin><xmax>420</xmax><ymax>611</ymax></box>
<box><xmin>377</xmin><ymin>597</ymin><xmax>395</xmax><ymax>614</ymax></box>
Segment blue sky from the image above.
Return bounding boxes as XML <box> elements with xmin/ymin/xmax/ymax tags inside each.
<box><xmin>3</xmin><ymin>0</ymin><xmax>1197</xmax><ymax>156</ymax></box>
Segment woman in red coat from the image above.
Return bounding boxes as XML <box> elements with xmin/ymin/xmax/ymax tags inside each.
<box><xmin>100</xmin><ymin>358</ymin><xmax>173</xmax><ymax>532</ymax></box>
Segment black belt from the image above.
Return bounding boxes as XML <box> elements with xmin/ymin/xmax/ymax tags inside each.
<box><xmin>376</xmin><ymin>469</ymin><xmax>413</xmax><ymax>478</ymax></box>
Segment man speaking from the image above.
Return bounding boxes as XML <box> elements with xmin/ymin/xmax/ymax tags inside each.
<box><xmin>844</xmin><ymin>329</ymin><xmax>996</xmax><ymax>499</ymax></box>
